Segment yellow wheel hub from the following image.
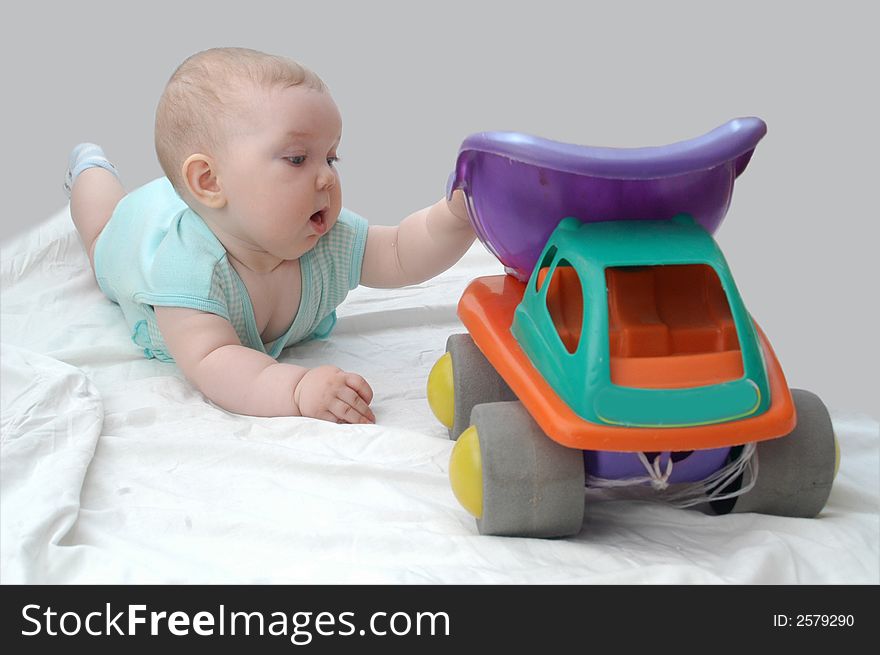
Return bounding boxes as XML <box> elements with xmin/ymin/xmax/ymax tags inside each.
<box><xmin>449</xmin><ymin>425</ymin><xmax>483</xmax><ymax>519</ymax></box>
<box><xmin>833</xmin><ymin>432</ymin><xmax>841</xmax><ymax>481</ymax></box>
<box><xmin>427</xmin><ymin>352</ymin><xmax>454</xmax><ymax>428</ymax></box>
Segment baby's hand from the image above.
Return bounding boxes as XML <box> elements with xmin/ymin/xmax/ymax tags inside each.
<box><xmin>293</xmin><ymin>365</ymin><xmax>376</xmax><ymax>424</ymax></box>
<box><xmin>446</xmin><ymin>189</ymin><xmax>470</xmax><ymax>224</ymax></box>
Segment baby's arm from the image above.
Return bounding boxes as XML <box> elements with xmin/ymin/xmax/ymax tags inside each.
<box><xmin>359</xmin><ymin>191</ymin><xmax>474</xmax><ymax>288</ymax></box>
<box><xmin>154</xmin><ymin>306</ymin><xmax>375</xmax><ymax>423</ymax></box>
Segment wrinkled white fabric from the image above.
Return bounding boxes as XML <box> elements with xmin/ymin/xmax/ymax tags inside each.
<box><xmin>1</xmin><ymin>208</ymin><xmax>878</xmax><ymax>583</ymax></box>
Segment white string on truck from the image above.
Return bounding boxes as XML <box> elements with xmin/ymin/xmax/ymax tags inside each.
<box><xmin>584</xmin><ymin>443</ymin><xmax>758</xmax><ymax>508</ymax></box>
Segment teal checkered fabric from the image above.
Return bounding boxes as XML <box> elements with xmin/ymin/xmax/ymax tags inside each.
<box><xmin>94</xmin><ymin>177</ymin><xmax>368</xmax><ymax>362</ymax></box>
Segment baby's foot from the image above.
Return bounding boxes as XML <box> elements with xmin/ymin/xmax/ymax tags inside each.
<box><xmin>63</xmin><ymin>143</ymin><xmax>119</xmax><ymax>198</ymax></box>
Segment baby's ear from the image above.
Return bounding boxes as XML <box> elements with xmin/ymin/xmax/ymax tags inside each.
<box><xmin>181</xmin><ymin>154</ymin><xmax>226</xmax><ymax>209</ymax></box>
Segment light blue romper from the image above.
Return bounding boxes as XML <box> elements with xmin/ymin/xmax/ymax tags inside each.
<box><xmin>94</xmin><ymin>177</ymin><xmax>368</xmax><ymax>362</ymax></box>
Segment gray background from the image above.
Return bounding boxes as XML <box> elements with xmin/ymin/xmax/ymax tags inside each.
<box><xmin>2</xmin><ymin>0</ymin><xmax>877</xmax><ymax>415</ymax></box>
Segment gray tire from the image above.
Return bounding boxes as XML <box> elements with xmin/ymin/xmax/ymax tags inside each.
<box><xmin>728</xmin><ymin>388</ymin><xmax>836</xmax><ymax>518</ymax></box>
<box><xmin>471</xmin><ymin>401</ymin><xmax>585</xmax><ymax>538</ymax></box>
<box><xmin>446</xmin><ymin>333</ymin><xmax>516</xmax><ymax>441</ymax></box>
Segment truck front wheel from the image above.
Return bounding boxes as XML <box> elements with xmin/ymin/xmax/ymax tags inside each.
<box><xmin>723</xmin><ymin>388</ymin><xmax>837</xmax><ymax>518</ymax></box>
<box><xmin>449</xmin><ymin>401</ymin><xmax>585</xmax><ymax>538</ymax></box>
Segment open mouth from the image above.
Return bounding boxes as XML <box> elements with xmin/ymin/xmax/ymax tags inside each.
<box><xmin>309</xmin><ymin>210</ymin><xmax>328</xmax><ymax>235</ymax></box>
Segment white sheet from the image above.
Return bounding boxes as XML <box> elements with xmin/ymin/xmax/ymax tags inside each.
<box><xmin>2</xmin><ymin>208</ymin><xmax>878</xmax><ymax>584</ymax></box>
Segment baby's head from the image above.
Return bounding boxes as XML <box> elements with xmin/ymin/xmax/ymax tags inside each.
<box><xmin>155</xmin><ymin>47</ymin><xmax>344</xmax><ymax>261</ymax></box>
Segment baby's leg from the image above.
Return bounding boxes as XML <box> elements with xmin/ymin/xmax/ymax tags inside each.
<box><xmin>65</xmin><ymin>144</ymin><xmax>124</xmax><ymax>272</ymax></box>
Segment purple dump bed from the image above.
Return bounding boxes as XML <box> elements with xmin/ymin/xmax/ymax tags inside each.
<box><xmin>448</xmin><ymin>117</ymin><xmax>767</xmax><ymax>280</ymax></box>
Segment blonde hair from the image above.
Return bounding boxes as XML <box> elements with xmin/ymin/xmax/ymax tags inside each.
<box><xmin>155</xmin><ymin>47</ymin><xmax>326</xmax><ymax>194</ymax></box>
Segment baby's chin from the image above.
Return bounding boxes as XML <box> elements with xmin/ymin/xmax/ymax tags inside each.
<box><xmin>278</xmin><ymin>237</ymin><xmax>322</xmax><ymax>261</ymax></box>
<box><xmin>273</xmin><ymin>215</ymin><xmax>337</xmax><ymax>260</ymax></box>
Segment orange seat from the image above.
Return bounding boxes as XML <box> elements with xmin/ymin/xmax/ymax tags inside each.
<box><xmin>538</xmin><ymin>264</ymin><xmax>743</xmax><ymax>389</ymax></box>
<box><xmin>607</xmin><ymin>265</ymin><xmax>742</xmax><ymax>388</ymax></box>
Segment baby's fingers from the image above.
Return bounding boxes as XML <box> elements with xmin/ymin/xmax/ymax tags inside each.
<box><xmin>344</xmin><ymin>373</ymin><xmax>374</xmax><ymax>405</ymax></box>
<box><xmin>341</xmin><ymin>386</ymin><xmax>375</xmax><ymax>423</ymax></box>
<box><xmin>330</xmin><ymin>397</ymin><xmax>374</xmax><ymax>425</ymax></box>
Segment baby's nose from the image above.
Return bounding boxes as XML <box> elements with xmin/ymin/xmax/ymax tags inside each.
<box><xmin>316</xmin><ymin>167</ymin><xmax>336</xmax><ymax>190</ymax></box>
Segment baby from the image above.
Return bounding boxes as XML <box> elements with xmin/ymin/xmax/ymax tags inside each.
<box><xmin>65</xmin><ymin>47</ymin><xmax>475</xmax><ymax>424</ymax></box>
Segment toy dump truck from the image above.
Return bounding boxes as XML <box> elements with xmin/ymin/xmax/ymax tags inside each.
<box><xmin>428</xmin><ymin>118</ymin><xmax>838</xmax><ymax>537</ymax></box>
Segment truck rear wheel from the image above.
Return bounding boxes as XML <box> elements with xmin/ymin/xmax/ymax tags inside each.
<box><xmin>441</xmin><ymin>333</ymin><xmax>516</xmax><ymax>441</ymax></box>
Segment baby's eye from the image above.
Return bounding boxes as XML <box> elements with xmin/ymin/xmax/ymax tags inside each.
<box><xmin>327</xmin><ymin>156</ymin><xmax>340</xmax><ymax>167</ymax></box>
<box><xmin>286</xmin><ymin>155</ymin><xmax>307</xmax><ymax>166</ymax></box>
